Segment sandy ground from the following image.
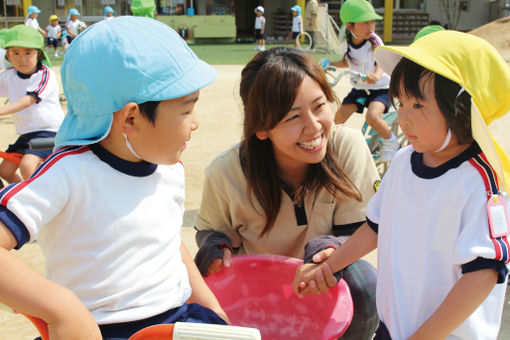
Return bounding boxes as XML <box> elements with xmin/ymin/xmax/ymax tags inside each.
<box><xmin>0</xmin><ymin>60</ymin><xmax>509</xmax><ymax>338</ymax></box>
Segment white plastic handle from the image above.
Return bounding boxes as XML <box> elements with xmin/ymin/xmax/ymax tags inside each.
<box><xmin>173</xmin><ymin>322</ymin><xmax>261</xmax><ymax>340</ymax></box>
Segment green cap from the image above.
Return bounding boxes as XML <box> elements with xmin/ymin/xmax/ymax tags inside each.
<box><xmin>0</xmin><ymin>28</ymin><xmax>9</xmax><ymax>48</ymax></box>
<box><xmin>130</xmin><ymin>0</ymin><xmax>156</xmax><ymax>18</ymax></box>
<box><xmin>340</xmin><ymin>0</ymin><xmax>382</xmax><ymax>24</ymax></box>
<box><xmin>413</xmin><ymin>25</ymin><xmax>445</xmax><ymax>41</ymax></box>
<box><xmin>3</xmin><ymin>25</ymin><xmax>51</xmax><ymax>67</ymax></box>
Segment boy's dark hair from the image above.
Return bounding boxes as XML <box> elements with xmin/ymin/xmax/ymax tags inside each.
<box><xmin>389</xmin><ymin>57</ymin><xmax>473</xmax><ymax>145</ymax></box>
<box><xmin>138</xmin><ymin>101</ymin><xmax>160</xmax><ymax>124</ymax></box>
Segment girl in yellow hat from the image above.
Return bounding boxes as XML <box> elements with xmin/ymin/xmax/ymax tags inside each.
<box><xmin>294</xmin><ymin>30</ymin><xmax>510</xmax><ymax>340</ymax></box>
<box><xmin>45</xmin><ymin>15</ymin><xmax>61</xmax><ymax>58</ymax></box>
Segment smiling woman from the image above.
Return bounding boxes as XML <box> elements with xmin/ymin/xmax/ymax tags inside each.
<box><xmin>193</xmin><ymin>47</ymin><xmax>381</xmax><ymax>340</ymax></box>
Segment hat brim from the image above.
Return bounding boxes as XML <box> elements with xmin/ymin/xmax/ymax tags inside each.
<box><xmin>375</xmin><ymin>44</ymin><xmax>510</xmax><ymax>194</ymax></box>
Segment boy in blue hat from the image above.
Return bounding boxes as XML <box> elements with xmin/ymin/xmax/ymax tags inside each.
<box><xmin>65</xmin><ymin>8</ymin><xmax>86</xmax><ymax>45</ymax></box>
<box><xmin>24</xmin><ymin>5</ymin><xmax>47</xmax><ymax>37</ymax></box>
<box><xmin>288</xmin><ymin>5</ymin><xmax>303</xmax><ymax>48</ymax></box>
<box><xmin>0</xmin><ymin>16</ymin><xmax>227</xmax><ymax>340</ymax></box>
<box><xmin>104</xmin><ymin>6</ymin><xmax>115</xmax><ymax>20</ymax></box>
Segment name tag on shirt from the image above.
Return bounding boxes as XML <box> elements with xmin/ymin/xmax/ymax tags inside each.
<box><xmin>487</xmin><ymin>195</ymin><xmax>510</xmax><ymax>238</ymax></box>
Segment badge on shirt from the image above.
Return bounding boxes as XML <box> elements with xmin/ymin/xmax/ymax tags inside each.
<box><xmin>487</xmin><ymin>195</ymin><xmax>510</xmax><ymax>238</ymax></box>
<box><xmin>373</xmin><ymin>180</ymin><xmax>381</xmax><ymax>192</ymax></box>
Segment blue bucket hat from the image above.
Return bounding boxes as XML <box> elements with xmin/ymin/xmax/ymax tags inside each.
<box><xmin>27</xmin><ymin>5</ymin><xmax>41</xmax><ymax>14</ymax></box>
<box><xmin>55</xmin><ymin>16</ymin><xmax>217</xmax><ymax>149</ymax></box>
<box><xmin>291</xmin><ymin>5</ymin><xmax>302</xmax><ymax>15</ymax></box>
<box><xmin>69</xmin><ymin>8</ymin><xmax>80</xmax><ymax>16</ymax></box>
<box><xmin>104</xmin><ymin>6</ymin><xmax>115</xmax><ymax>14</ymax></box>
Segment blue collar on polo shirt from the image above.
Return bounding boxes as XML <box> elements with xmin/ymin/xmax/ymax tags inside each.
<box><xmin>89</xmin><ymin>143</ymin><xmax>157</xmax><ymax>177</ymax></box>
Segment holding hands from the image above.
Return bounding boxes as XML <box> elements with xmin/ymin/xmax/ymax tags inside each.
<box><xmin>293</xmin><ymin>247</ymin><xmax>338</xmax><ymax>298</ymax></box>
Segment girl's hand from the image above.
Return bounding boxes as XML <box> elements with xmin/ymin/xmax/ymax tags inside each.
<box><xmin>292</xmin><ymin>262</ymin><xmax>322</xmax><ymax>298</ymax></box>
<box><xmin>366</xmin><ymin>73</ymin><xmax>380</xmax><ymax>84</ymax></box>
<box><xmin>207</xmin><ymin>247</ymin><xmax>232</xmax><ymax>276</ymax></box>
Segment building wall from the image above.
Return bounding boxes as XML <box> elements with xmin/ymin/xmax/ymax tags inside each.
<box><xmin>425</xmin><ymin>0</ymin><xmax>491</xmax><ymax>31</ymax></box>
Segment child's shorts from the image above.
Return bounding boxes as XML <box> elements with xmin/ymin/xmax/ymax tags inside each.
<box><xmin>66</xmin><ymin>35</ymin><xmax>75</xmax><ymax>44</ymax></box>
<box><xmin>97</xmin><ymin>303</ymin><xmax>227</xmax><ymax>340</ymax></box>
<box><xmin>255</xmin><ymin>29</ymin><xmax>264</xmax><ymax>39</ymax></box>
<box><xmin>342</xmin><ymin>88</ymin><xmax>390</xmax><ymax>114</ymax></box>
<box><xmin>292</xmin><ymin>31</ymin><xmax>300</xmax><ymax>39</ymax></box>
<box><xmin>47</xmin><ymin>37</ymin><xmax>59</xmax><ymax>48</ymax></box>
<box><xmin>5</xmin><ymin>131</ymin><xmax>56</xmax><ymax>160</ymax></box>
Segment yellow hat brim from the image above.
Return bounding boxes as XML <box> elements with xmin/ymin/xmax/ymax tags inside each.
<box><xmin>375</xmin><ymin>30</ymin><xmax>510</xmax><ymax>194</ymax></box>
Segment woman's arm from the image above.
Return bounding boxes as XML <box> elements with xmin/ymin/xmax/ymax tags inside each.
<box><xmin>181</xmin><ymin>242</ymin><xmax>230</xmax><ymax>324</ymax></box>
<box><xmin>0</xmin><ymin>222</ymin><xmax>101</xmax><ymax>340</ymax></box>
<box><xmin>407</xmin><ymin>269</ymin><xmax>498</xmax><ymax>340</ymax></box>
<box><xmin>0</xmin><ymin>95</ymin><xmax>36</xmax><ymax>116</ymax></box>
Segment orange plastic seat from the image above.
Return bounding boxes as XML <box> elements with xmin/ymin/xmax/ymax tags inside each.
<box><xmin>0</xmin><ymin>151</ymin><xmax>22</xmax><ymax>164</ymax></box>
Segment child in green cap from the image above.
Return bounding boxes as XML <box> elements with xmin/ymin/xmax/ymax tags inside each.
<box><xmin>331</xmin><ymin>0</ymin><xmax>399</xmax><ymax>162</ymax></box>
<box><xmin>0</xmin><ymin>24</ymin><xmax>63</xmax><ymax>183</ymax></box>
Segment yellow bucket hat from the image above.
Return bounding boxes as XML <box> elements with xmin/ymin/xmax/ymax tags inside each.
<box><xmin>375</xmin><ymin>30</ymin><xmax>510</xmax><ymax>194</ymax></box>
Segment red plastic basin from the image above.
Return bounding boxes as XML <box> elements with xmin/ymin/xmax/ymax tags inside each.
<box><xmin>205</xmin><ymin>254</ymin><xmax>353</xmax><ymax>340</ymax></box>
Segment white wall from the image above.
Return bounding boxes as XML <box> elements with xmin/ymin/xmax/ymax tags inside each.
<box><xmin>425</xmin><ymin>0</ymin><xmax>491</xmax><ymax>30</ymax></box>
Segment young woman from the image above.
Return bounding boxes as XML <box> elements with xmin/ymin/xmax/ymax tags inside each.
<box><xmin>194</xmin><ymin>47</ymin><xmax>380</xmax><ymax>340</ymax></box>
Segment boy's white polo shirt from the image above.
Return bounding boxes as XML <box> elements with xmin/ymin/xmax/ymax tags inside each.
<box><xmin>0</xmin><ymin>144</ymin><xmax>191</xmax><ymax>324</ymax></box>
<box><xmin>195</xmin><ymin>125</ymin><xmax>380</xmax><ymax>258</ymax></box>
<box><xmin>46</xmin><ymin>24</ymin><xmax>61</xmax><ymax>39</ymax></box>
<box><xmin>0</xmin><ymin>65</ymin><xmax>64</xmax><ymax>134</ymax></box>
<box><xmin>65</xmin><ymin>19</ymin><xmax>81</xmax><ymax>35</ymax></box>
<box><xmin>254</xmin><ymin>16</ymin><xmax>265</xmax><ymax>30</ymax></box>
<box><xmin>24</xmin><ymin>17</ymin><xmax>40</xmax><ymax>30</ymax></box>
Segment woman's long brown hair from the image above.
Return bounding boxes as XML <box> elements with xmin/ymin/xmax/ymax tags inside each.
<box><xmin>239</xmin><ymin>47</ymin><xmax>362</xmax><ymax>237</ymax></box>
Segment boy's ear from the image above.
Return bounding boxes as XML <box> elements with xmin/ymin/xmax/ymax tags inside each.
<box><xmin>255</xmin><ymin>130</ymin><xmax>269</xmax><ymax>140</ymax></box>
<box><xmin>114</xmin><ymin>102</ymin><xmax>140</xmax><ymax>136</ymax></box>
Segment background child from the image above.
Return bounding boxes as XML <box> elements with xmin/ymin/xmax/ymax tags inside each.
<box><xmin>254</xmin><ymin>6</ymin><xmax>265</xmax><ymax>51</ymax></box>
<box><xmin>304</xmin><ymin>0</ymin><xmax>319</xmax><ymax>50</ymax></box>
<box><xmin>0</xmin><ymin>28</ymin><xmax>10</xmax><ymax>70</ymax></box>
<box><xmin>130</xmin><ymin>0</ymin><xmax>156</xmax><ymax>18</ymax></box>
<box><xmin>24</xmin><ymin>5</ymin><xmax>46</xmax><ymax>37</ymax></box>
<box><xmin>65</xmin><ymin>8</ymin><xmax>86</xmax><ymax>45</ymax></box>
<box><xmin>0</xmin><ymin>25</ymin><xmax>63</xmax><ymax>183</ymax></box>
<box><xmin>331</xmin><ymin>0</ymin><xmax>398</xmax><ymax>162</ymax></box>
<box><xmin>45</xmin><ymin>15</ymin><xmax>61</xmax><ymax>58</ymax></box>
<box><xmin>0</xmin><ymin>17</ymin><xmax>227</xmax><ymax>340</ymax></box>
<box><xmin>294</xmin><ymin>30</ymin><xmax>510</xmax><ymax>340</ymax></box>
<box><xmin>288</xmin><ymin>5</ymin><xmax>303</xmax><ymax>49</ymax></box>
<box><xmin>104</xmin><ymin>6</ymin><xmax>115</xmax><ymax>20</ymax></box>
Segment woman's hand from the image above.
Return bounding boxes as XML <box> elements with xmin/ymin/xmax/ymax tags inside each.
<box><xmin>207</xmin><ymin>247</ymin><xmax>232</xmax><ymax>276</ymax></box>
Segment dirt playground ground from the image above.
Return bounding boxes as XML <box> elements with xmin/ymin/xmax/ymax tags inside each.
<box><xmin>1</xmin><ymin>31</ymin><xmax>510</xmax><ymax>338</ymax></box>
